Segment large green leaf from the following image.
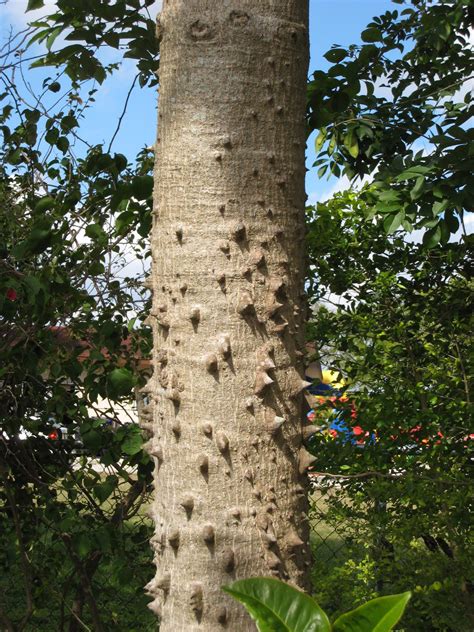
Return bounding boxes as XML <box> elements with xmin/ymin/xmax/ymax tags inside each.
<box><xmin>121</xmin><ymin>426</ymin><xmax>143</xmax><ymax>456</ymax></box>
<box><xmin>361</xmin><ymin>27</ymin><xmax>382</xmax><ymax>42</ymax></box>
<box><xmin>108</xmin><ymin>367</ymin><xmax>137</xmax><ymax>397</ymax></box>
<box><xmin>344</xmin><ymin>130</ymin><xmax>359</xmax><ymax>158</ymax></box>
<box><xmin>222</xmin><ymin>578</ymin><xmax>331</xmax><ymax>632</ymax></box>
<box><xmin>324</xmin><ymin>48</ymin><xmax>347</xmax><ymax>63</ymax></box>
<box><xmin>333</xmin><ymin>592</ymin><xmax>411</xmax><ymax>632</ymax></box>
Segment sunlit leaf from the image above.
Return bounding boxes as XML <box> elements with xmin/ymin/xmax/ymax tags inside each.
<box><xmin>333</xmin><ymin>592</ymin><xmax>411</xmax><ymax>632</ymax></box>
<box><xmin>223</xmin><ymin>578</ymin><xmax>331</xmax><ymax>632</ymax></box>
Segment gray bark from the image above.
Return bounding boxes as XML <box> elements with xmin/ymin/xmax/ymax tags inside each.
<box><xmin>144</xmin><ymin>1</ymin><xmax>310</xmax><ymax>629</ymax></box>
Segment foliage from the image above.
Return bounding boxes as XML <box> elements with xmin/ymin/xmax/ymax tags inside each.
<box><xmin>305</xmin><ymin>190</ymin><xmax>473</xmax><ymax>631</ymax></box>
<box><xmin>307</xmin><ymin>0</ymin><xmax>473</xmax><ymax>243</ymax></box>
<box><xmin>305</xmin><ymin>2</ymin><xmax>473</xmax><ymax>626</ymax></box>
<box><xmin>223</xmin><ymin>577</ymin><xmax>411</xmax><ymax>632</ymax></box>
<box><xmin>0</xmin><ymin>7</ymin><xmax>156</xmax><ymax>629</ymax></box>
<box><xmin>25</xmin><ymin>0</ymin><xmax>159</xmax><ymax>88</ymax></box>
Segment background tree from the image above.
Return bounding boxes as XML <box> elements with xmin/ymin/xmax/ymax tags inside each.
<box><xmin>304</xmin><ymin>0</ymin><xmax>473</xmax><ymax>624</ymax></box>
<box><xmin>307</xmin><ymin>0</ymin><xmax>473</xmax><ymax>244</ymax></box>
<box><xmin>0</xmin><ymin>4</ymin><xmax>158</xmax><ymax>628</ymax></box>
<box><xmin>305</xmin><ymin>191</ymin><xmax>472</xmax><ymax>631</ymax></box>
<box><xmin>145</xmin><ymin>1</ymin><xmax>311</xmax><ymax>629</ymax></box>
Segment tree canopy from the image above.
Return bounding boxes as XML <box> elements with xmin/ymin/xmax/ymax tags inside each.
<box><xmin>307</xmin><ymin>0</ymin><xmax>473</xmax><ymax>245</ymax></box>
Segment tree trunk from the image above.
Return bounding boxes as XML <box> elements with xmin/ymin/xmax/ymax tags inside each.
<box><xmin>145</xmin><ymin>1</ymin><xmax>310</xmax><ymax>629</ymax></box>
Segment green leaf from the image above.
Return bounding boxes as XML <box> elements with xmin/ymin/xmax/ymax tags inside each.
<box><xmin>432</xmin><ymin>199</ymin><xmax>448</xmax><ymax>216</ymax></box>
<box><xmin>89</xmin><ymin>261</ymin><xmax>105</xmax><ymax>275</ymax></box>
<box><xmin>423</xmin><ymin>224</ymin><xmax>442</xmax><ymax>248</ymax></box>
<box><xmin>315</xmin><ymin>129</ymin><xmax>327</xmax><ymax>152</ymax></box>
<box><xmin>12</xmin><ymin>220</ymin><xmax>52</xmax><ymax>258</ymax></box>
<box><xmin>61</xmin><ymin>115</ymin><xmax>78</xmax><ymax>132</ymax></box>
<box><xmin>81</xmin><ymin>428</ymin><xmax>102</xmax><ymax>452</ymax></box>
<box><xmin>46</xmin><ymin>27</ymin><xmax>62</xmax><ymax>51</ymax></box>
<box><xmin>34</xmin><ymin>196</ymin><xmax>55</xmax><ymax>213</ymax></box>
<box><xmin>333</xmin><ymin>592</ymin><xmax>411</xmax><ymax>632</ymax></box>
<box><xmin>395</xmin><ymin>166</ymin><xmax>431</xmax><ymax>182</ymax></box>
<box><xmin>73</xmin><ymin>533</ymin><xmax>93</xmax><ymax>557</ymax></box>
<box><xmin>85</xmin><ymin>223</ymin><xmax>107</xmax><ymax>242</ymax></box>
<box><xmin>108</xmin><ymin>367</ymin><xmax>137</xmax><ymax>397</ymax></box>
<box><xmin>26</xmin><ymin>0</ymin><xmax>44</xmax><ymax>10</ymax></box>
<box><xmin>324</xmin><ymin>48</ymin><xmax>347</xmax><ymax>63</ymax></box>
<box><xmin>115</xmin><ymin>209</ymin><xmax>134</xmax><ymax>234</ymax></box>
<box><xmin>317</xmin><ymin>164</ymin><xmax>328</xmax><ymax>178</ymax></box>
<box><xmin>24</xmin><ymin>275</ymin><xmax>42</xmax><ymax>297</ymax></box>
<box><xmin>56</xmin><ymin>136</ymin><xmax>70</xmax><ymax>153</ymax></box>
<box><xmin>328</xmin><ymin>135</ymin><xmax>336</xmax><ymax>156</ymax></box>
<box><xmin>121</xmin><ymin>426</ymin><xmax>143</xmax><ymax>456</ymax></box>
<box><xmin>444</xmin><ymin>210</ymin><xmax>459</xmax><ymax>234</ymax></box>
<box><xmin>222</xmin><ymin>577</ymin><xmax>331</xmax><ymax>632</ymax></box>
<box><xmin>94</xmin><ymin>476</ymin><xmax>118</xmax><ymax>503</ymax></box>
<box><xmin>383</xmin><ymin>211</ymin><xmax>404</xmax><ymax>234</ymax></box>
<box><xmin>410</xmin><ymin>176</ymin><xmax>424</xmax><ymax>200</ymax></box>
<box><xmin>45</xmin><ymin>127</ymin><xmax>59</xmax><ymax>145</ymax></box>
<box><xmin>114</xmin><ymin>153</ymin><xmax>128</xmax><ymax>172</ymax></box>
<box><xmin>344</xmin><ymin>131</ymin><xmax>359</xmax><ymax>158</ymax></box>
<box><xmin>131</xmin><ymin>175</ymin><xmax>153</xmax><ymax>200</ymax></box>
<box><xmin>7</xmin><ymin>148</ymin><xmax>22</xmax><ymax>165</ymax></box>
<box><xmin>361</xmin><ymin>27</ymin><xmax>382</xmax><ymax>43</ymax></box>
<box><xmin>331</xmin><ymin>91</ymin><xmax>350</xmax><ymax>112</ymax></box>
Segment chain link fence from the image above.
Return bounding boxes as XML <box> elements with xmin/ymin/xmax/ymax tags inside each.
<box><xmin>309</xmin><ymin>475</ymin><xmax>473</xmax><ymax>631</ymax></box>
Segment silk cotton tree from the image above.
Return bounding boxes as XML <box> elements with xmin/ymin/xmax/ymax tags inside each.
<box><xmin>143</xmin><ymin>2</ymin><xmax>311</xmax><ymax>629</ymax></box>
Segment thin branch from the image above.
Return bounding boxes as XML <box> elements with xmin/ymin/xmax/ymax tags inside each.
<box><xmin>107</xmin><ymin>74</ymin><xmax>139</xmax><ymax>154</ymax></box>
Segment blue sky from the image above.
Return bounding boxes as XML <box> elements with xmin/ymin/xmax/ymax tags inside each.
<box><xmin>2</xmin><ymin>0</ymin><xmax>396</xmax><ymax>202</ymax></box>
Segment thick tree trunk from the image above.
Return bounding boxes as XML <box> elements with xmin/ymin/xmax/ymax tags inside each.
<box><xmin>145</xmin><ymin>1</ymin><xmax>310</xmax><ymax>629</ymax></box>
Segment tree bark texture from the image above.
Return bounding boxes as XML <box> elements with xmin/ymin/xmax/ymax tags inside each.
<box><xmin>144</xmin><ymin>1</ymin><xmax>310</xmax><ymax>629</ymax></box>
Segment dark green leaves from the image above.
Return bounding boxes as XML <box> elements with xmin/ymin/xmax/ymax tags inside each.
<box><xmin>305</xmin><ymin>187</ymin><xmax>472</xmax><ymax>630</ymax></box>
<box><xmin>12</xmin><ymin>219</ymin><xmax>53</xmax><ymax>258</ymax></box>
<box><xmin>26</xmin><ymin>0</ymin><xmax>44</xmax><ymax>11</ymax></box>
<box><xmin>324</xmin><ymin>48</ymin><xmax>347</xmax><ymax>63</ymax></box>
<box><xmin>330</xmin><ymin>91</ymin><xmax>351</xmax><ymax>113</ymax></box>
<box><xmin>361</xmin><ymin>27</ymin><xmax>382</xmax><ymax>43</ymax></box>
<box><xmin>333</xmin><ymin>592</ymin><xmax>411</xmax><ymax>632</ymax></box>
<box><xmin>0</xmin><ymin>12</ymin><xmax>154</xmax><ymax>631</ymax></box>
<box><xmin>108</xmin><ymin>368</ymin><xmax>137</xmax><ymax>398</ymax></box>
<box><xmin>307</xmin><ymin>0</ymin><xmax>473</xmax><ymax>242</ymax></box>
<box><xmin>223</xmin><ymin>578</ymin><xmax>331</xmax><ymax>632</ymax></box>
<box><xmin>26</xmin><ymin>1</ymin><xmax>160</xmax><ymax>87</ymax></box>
<box><xmin>56</xmin><ymin>136</ymin><xmax>69</xmax><ymax>153</ymax></box>
<box><xmin>422</xmin><ymin>224</ymin><xmax>442</xmax><ymax>249</ymax></box>
<box><xmin>131</xmin><ymin>175</ymin><xmax>153</xmax><ymax>200</ymax></box>
<box><xmin>34</xmin><ymin>196</ymin><xmax>55</xmax><ymax>213</ymax></box>
<box><xmin>94</xmin><ymin>475</ymin><xmax>118</xmax><ymax>503</ymax></box>
<box><xmin>48</xmin><ymin>81</ymin><xmax>61</xmax><ymax>92</ymax></box>
<box><xmin>121</xmin><ymin>425</ymin><xmax>144</xmax><ymax>456</ymax></box>
<box><xmin>45</xmin><ymin>127</ymin><xmax>59</xmax><ymax>145</ymax></box>
<box><xmin>383</xmin><ymin>211</ymin><xmax>404</xmax><ymax>234</ymax></box>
